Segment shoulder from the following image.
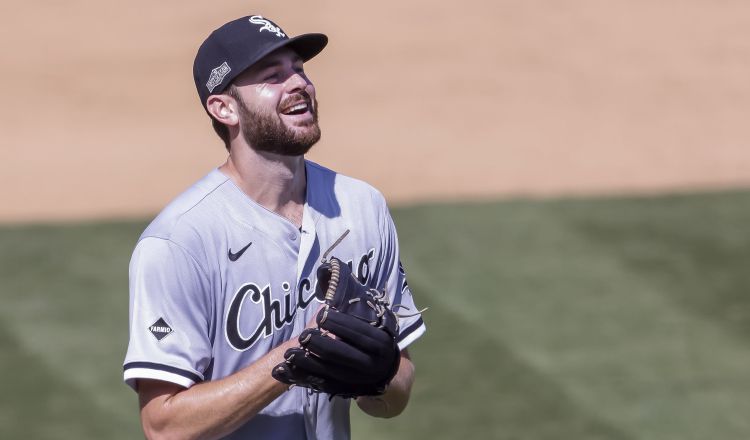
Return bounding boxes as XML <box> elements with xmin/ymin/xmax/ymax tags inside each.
<box><xmin>139</xmin><ymin>169</ymin><xmax>231</xmax><ymax>245</ymax></box>
<box><xmin>306</xmin><ymin>160</ymin><xmax>388</xmax><ymax>211</ymax></box>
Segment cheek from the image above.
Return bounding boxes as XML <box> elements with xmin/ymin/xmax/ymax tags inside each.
<box><xmin>255</xmin><ymin>84</ymin><xmax>276</xmax><ymax>99</ymax></box>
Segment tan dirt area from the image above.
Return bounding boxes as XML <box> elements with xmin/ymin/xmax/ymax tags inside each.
<box><xmin>2</xmin><ymin>0</ymin><xmax>750</xmax><ymax>222</ymax></box>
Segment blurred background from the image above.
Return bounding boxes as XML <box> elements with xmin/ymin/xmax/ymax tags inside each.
<box><xmin>2</xmin><ymin>0</ymin><xmax>750</xmax><ymax>438</ymax></box>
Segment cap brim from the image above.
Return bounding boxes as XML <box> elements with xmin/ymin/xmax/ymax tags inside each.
<box><xmin>247</xmin><ymin>33</ymin><xmax>328</xmax><ymax>72</ymax></box>
<box><xmin>285</xmin><ymin>33</ymin><xmax>328</xmax><ymax>62</ymax></box>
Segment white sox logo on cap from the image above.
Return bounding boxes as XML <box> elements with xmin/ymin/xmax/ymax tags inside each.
<box><xmin>206</xmin><ymin>61</ymin><xmax>231</xmax><ymax>92</ymax></box>
<box><xmin>249</xmin><ymin>15</ymin><xmax>286</xmax><ymax>38</ymax></box>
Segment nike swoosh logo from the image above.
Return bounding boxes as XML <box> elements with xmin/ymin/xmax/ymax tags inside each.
<box><xmin>228</xmin><ymin>242</ymin><xmax>252</xmax><ymax>262</ymax></box>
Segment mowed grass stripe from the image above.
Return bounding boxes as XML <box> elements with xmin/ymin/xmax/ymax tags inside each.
<box><xmin>389</xmin><ymin>194</ymin><xmax>750</xmax><ymax>440</ymax></box>
<box><xmin>0</xmin><ymin>221</ymin><xmax>146</xmax><ymax>439</ymax></box>
<box><xmin>560</xmin><ymin>194</ymin><xmax>750</xmax><ymax>439</ymax></box>
<box><xmin>0</xmin><ymin>318</ymin><xmax>132</xmax><ymax>439</ymax></box>
<box><xmin>352</xmin><ymin>278</ymin><xmax>634</xmax><ymax>440</ymax></box>
<box><xmin>569</xmin><ymin>192</ymin><xmax>750</xmax><ymax>341</ymax></box>
<box><xmin>389</xmin><ymin>201</ymin><xmax>648</xmax><ymax>439</ymax></box>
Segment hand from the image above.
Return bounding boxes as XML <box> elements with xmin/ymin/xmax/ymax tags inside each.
<box><xmin>271</xmin><ymin>256</ymin><xmax>400</xmax><ymax>397</ymax></box>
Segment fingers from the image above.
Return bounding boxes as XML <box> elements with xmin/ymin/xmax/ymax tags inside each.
<box><xmin>316</xmin><ymin>309</ymin><xmax>394</xmax><ymax>357</ymax></box>
<box><xmin>298</xmin><ymin>328</ymin><xmax>373</xmax><ymax>370</ymax></box>
<box><xmin>283</xmin><ymin>347</ymin><xmax>376</xmax><ymax>384</ymax></box>
<box><xmin>275</xmin><ymin>309</ymin><xmax>401</xmax><ymax>396</ymax></box>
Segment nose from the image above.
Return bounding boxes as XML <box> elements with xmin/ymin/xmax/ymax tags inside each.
<box><xmin>285</xmin><ymin>72</ymin><xmax>310</xmax><ymax>93</ymax></box>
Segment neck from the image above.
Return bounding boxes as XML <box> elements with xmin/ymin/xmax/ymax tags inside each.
<box><xmin>220</xmin><ymin>147</ymin><xmax>307</xmax><ymax>227</ymax></box>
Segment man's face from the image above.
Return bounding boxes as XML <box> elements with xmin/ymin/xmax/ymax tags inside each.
<box><xmin>230</xmin><ymin>47</ymin><xmax>320</xmax><ymax>156</ymax></box>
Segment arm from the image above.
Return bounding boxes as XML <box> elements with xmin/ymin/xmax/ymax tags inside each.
<box><xmin>356</xmin><ymin>349</ymin><xmax>415</xmax><ymax>418</ymax></box>
<box><xmin>137</xmin><ymin>338</ymin><xmax>296</xmax><ymax>440</ymax></box>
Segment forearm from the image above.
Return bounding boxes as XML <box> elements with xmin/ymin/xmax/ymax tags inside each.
<box><xmin>356</xmin><ymin>350</ymin><xmax>415</xmax><ymax>418</ymax></box>
<box><xmin>139</xmin><ymin>339</ymin><xmax>295</xmax><ymax>440</ymax></box>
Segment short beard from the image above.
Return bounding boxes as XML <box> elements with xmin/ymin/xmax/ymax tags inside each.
<box><xmin>233</xmin><ymin>90</ymin><xmax>321</xmax><ymax>157</ymax></box>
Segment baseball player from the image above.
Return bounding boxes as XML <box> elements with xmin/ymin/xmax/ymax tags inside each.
<box><xmin>122</xmin><ymin>15</ymin><xmax>425</xmax><ymax>439</ymax></box>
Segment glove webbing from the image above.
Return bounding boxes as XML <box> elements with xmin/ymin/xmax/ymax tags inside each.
<box><xmin>318</xmin><ymin>256</ymin><xmax>394</xmax><ymax>329</ymax></box>
<box><xmin>321</xmin><ymin>229</ymin><xmax>427</xmax><ymax>322</ymax></box>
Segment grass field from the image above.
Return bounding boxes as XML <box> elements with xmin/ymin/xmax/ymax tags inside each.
<box><xmin>3</xmin><ymin>191</ymin><xmax>750</xmax><ymax>439</ymax></box>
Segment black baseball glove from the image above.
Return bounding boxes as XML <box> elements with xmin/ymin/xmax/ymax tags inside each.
<box><xmin>272</xmin><ymin>255</ymin><xmax>401</xmax><ymax>398</ymax></box>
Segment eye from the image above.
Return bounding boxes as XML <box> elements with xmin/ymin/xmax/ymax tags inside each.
<box><xmin>258</xmin><ymin>67</ymin><xmax>283</xmax><ymax>82</ymax></box>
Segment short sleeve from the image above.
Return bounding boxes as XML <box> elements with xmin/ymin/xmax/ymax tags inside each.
<box><xmin>123</xmin><ymin>237</ymin><xmax>213</xmax><ymax>391</ymax></box>
<box><xmin>372</xmin><ymin>200</ymin><xmax>426</xmax><ymax>350</ymax></box>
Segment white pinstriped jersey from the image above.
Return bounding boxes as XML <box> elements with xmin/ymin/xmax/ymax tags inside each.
<box><xmin>123</xmin><ymin>161</ymin><xmax>426</xmax><ymax>439</ymax></box>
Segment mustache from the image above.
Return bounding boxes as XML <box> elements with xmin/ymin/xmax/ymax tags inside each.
<box><xmin>279</xmin><ymin>91</ymin><xmax>314</xmax><ymax>113</ymax></box>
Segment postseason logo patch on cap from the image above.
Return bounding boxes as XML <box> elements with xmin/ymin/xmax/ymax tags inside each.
<box><xmin>206</xmin><ymin>61</ymin><xmax>231</xmax><ymax>93</ymax></box>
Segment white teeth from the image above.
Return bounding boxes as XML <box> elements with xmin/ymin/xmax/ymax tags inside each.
<box><xmin>284</xmin><ymin>102</ymin><xmax>307</xmax><ymax>114</ymax></box>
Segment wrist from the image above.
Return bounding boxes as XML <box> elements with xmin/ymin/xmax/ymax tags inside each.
<box><xmin>356</xmin><ymin>395</ymin><xmax>391</xmax><ymax>418</ymax></box>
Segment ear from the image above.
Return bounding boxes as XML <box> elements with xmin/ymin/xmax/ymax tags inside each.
<box><xmin>206</xmin><ymin>94</ymin><xmax>239</xmax><ymax>127</ymax></box>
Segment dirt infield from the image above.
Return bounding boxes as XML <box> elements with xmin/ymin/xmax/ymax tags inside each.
<box><xmin>3</xmin><ymin>1</ymin><xmax>750</xmax><ymax>222</ymax></box>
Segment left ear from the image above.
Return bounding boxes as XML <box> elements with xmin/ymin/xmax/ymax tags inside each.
<box><xmin>206</xmin><ymin>94</ymin><xmax>239</xmax><ymax>128</ymax></box>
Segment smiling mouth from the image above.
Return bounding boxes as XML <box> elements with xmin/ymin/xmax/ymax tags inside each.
<box><xmin>280</xmin><ymin>92</ymin><xmax>315</xmax><ymax>117</ymax></box>
<box><xmin>281</xmin><ymin>102</ymin><xmax>310</xmax><ymax>115</ymax></box>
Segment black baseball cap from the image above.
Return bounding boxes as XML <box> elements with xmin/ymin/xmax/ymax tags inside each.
<box><xmin>193</xmin><ymin>15</ymin><xmax>328</xmax><ymax>109</ymax></box>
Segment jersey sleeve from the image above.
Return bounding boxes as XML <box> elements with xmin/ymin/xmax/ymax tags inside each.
<box><xmin>123</xmin><ymin>237</ymin><xmax>213</xmax><ymax>391</ymax></box>
<box><xmin>372</xmin><ymin>198</ymin><xmax>426</xmax><ymax>350</ymax></box>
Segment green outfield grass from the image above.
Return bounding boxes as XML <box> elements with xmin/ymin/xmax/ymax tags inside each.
<box><xmin>3</xmin><ymin>191</ymin><xmax>750</xmax><ymax>439</ymax></box>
